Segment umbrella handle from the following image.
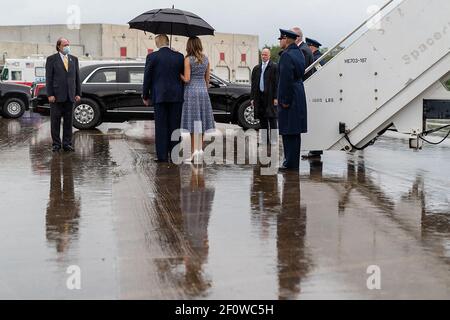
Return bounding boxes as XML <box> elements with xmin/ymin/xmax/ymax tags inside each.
<box><xmin>170</xmin><ymin>4</ymin><xmax>174</xmax><ymax>48</ymax></box>
<box><xmin>170</xmin><ymin>23</ymin><xmax>173</xmax><ymax>49</ymax></box>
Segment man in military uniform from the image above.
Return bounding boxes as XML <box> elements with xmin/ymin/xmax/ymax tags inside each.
<box><xmin>277</xmin><ymin>29</ymin><xmax>308</xmax><ymax>171</ymax></box>
<box><xmin>303</xmin><ymin>37</ymin><xmax>325</xmax><ymax>160</ymax></box>
<box><xmin>306</xmin><ymin>37</ymin><xmax>325</xmax><ymax>66</ymax></box>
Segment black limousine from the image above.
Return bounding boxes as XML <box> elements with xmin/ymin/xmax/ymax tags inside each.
<box><xmin>32</xmin><ymin>62</ymin><xmax>259</xmax><ymax>130</ymax></box>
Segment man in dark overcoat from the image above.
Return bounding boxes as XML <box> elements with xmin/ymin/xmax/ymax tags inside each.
<box><xmin>46</xmin><ymin>37</ymin><xmax>81</xmax><ymax>152</ymax></box>
<box><xmin>251</xmin><ymin>48</ymin><xmax>279</xmax><ymax>145</ymax></box>
<box><xmin>277</xmin><ymin>29</ymin><xmax>308</xmax><ymax>171</ymax></box>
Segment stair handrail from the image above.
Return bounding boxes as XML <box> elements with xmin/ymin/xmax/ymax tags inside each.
<box><xmin>305</xmin><ymin>0</ymin><xmax>396</xmax><ymax>75</ymax></box>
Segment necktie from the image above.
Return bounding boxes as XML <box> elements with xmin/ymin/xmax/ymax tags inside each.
<box><xmin>259</xmin><ymin>63</ymin><xmax>266</xmax><ymax>92</ymax></box>
<box><xmin>63</xmin><ymin>55</ymin><xmax>69</xmax><ymax>72</ymax></box>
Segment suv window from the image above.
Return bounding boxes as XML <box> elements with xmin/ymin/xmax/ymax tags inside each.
<box><xmin>129</xmin><ymin>71</ymin><xmax>144</xmax><ymax>84</ymax></box>
<box><xmin>122</xmin><ymin>68</ymin><xmax>144</xmax><ymax>84</ymax></box>
<box><xmin>88</xmin><ymin>69</ymin><xmax>118</xmax><ymax>83</ymax></box>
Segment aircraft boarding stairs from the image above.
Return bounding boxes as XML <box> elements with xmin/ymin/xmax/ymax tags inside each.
<box><xmin>303</xmin><ymin>0</ymin><xmax>450</xmax><ymax>152</ymax></box>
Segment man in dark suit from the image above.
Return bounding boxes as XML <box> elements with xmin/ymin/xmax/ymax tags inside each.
<box><xmin>46</xmin><ymin>38</ymin><xmax>81</xmax><ymax>152</ymax></box>
<box><xmin>251</xmin><ymin>48</ymin><xmax>279</xmax><ymax>146</ymax></box>
<box><xmin>143</xmin><ymin>34</ymin><xmax>185</xmax><ymax>163</ymax></box>
<box><xmin>277</xmin><ymin>29</ymin><xmax>308</xmax><ymax>171</ymax></box>
<box><xmin>292</xmin><ymin>27</ymin><xmax>315</xmax><ymax>81</ymax></box>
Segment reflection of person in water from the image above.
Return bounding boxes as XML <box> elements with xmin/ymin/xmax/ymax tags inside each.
<box><xmin>251</xmin><ymin>168</ymin><xmax>311</xmax><ymax>299</ymax></box>
<box><xmin>308</xmin><ymin>157</ymin><xmax>323</xmax><ymax>180</ymax></box>
<box><xmin>277</xmin><ymin>173</ymin><xmax>310</xmax><ymax>300</ymax></box>
<box><xmin>403</xmin><ymin>175</ymin><xmax>450</xmax><ymax>239</ymax></box>
<box><xmin>152</xmin><ymin>164</ymin><xmax>183</xmax><ymax>249</ymax></box>
<box><xmin>180</xmin><ymin>166</ymin><xmax>215</xmax><ymax>297</ymax></box>
<box><xmin>151</xmin><ymin>165</ymin><xmax>214</xmax><ymax>297</ymax></box>
<box><xmin>46</xmin><ymin>155</ymin><xmax>80</xmax><ymax>253</ymax></box>
<box><xmin>250</xmin><ymin>167</ymin><xmax>281</xmax><ymax>239</ymax></box>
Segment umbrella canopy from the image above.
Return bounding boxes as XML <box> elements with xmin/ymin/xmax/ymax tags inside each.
<box><xmin>128</xmin><ymin>8</ymin><xmax>215</xmax><ymax>37</ymax></box>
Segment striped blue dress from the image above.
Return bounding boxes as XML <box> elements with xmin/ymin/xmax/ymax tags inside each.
<box><xmin>181</xmin><ymin>56</ymin><xmax>216</xmax><ymax>134</ymax></box>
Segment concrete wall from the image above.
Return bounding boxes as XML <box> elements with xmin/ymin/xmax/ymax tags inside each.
<box><xmin>0</xmin><ymin>25</ymin><xmax>83</xmax><ymax>46</ymax></box>
<box><xmin>0</xmin><ymin>24</ymin><xmax>101</xmax><ymax>56</ymax></box>
<box><xmin>0</xmin><ymin>41</ymin><xmax>84</xmax><ymax>63</ymax></box>
<box><xmin>0</xmin><ymin>24</ymin><xmax>259</xmax><ymax>83</ymax></box>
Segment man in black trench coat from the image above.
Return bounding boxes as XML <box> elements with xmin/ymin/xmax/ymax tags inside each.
<box><xmin>251</xmin><ymin>48</ymin><xmax>279</xmax><ymax>146</ymax></box>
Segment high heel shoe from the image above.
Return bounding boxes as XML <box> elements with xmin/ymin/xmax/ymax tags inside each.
<box><xmin>193</xmin><ymin>150</ymin><xmax>202</xmax><ymax>165</ymax></box>
<box><xmin>184</xmin><ymin>151</ymin><xmax>197</xmax><ymax>164</ymax></box>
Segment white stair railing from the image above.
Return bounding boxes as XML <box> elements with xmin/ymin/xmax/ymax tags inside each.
<box><xmin>305</xmin><ymin>0</ymin><xmax>396</xmax><ymax>75</ymax></box>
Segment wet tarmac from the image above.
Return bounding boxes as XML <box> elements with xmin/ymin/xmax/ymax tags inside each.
<box><xmin>1</xmin><ymin>112</ymin><xmax>449</xmax><ymax>299</ymax></box>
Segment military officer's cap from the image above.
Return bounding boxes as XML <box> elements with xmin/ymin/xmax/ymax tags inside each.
<box><xmin>278</xmin><ymin>29</ymin><xmax>299</xmax><ymax>40</ymax></box>
<box><xmin>305</xmin><ymin>37</ymin><xmax>322</xmax><ymax>48</ymax></box>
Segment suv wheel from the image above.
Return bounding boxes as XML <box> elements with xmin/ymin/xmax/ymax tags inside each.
<box><xmin>73</xmin><ymin>98</ymin><xmax>101</xmax><ymax>130</ymax></box>
<box><xmin>2</xmin><ymin>97</ymin><xmax>26</xmax><ymax>119</ymax></box>
<box><xmin>237</xmin><ymin>100</ymin><xmax>260</xmax><ymax>130</ymax></box>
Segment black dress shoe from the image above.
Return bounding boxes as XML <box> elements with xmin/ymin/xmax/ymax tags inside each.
<box><xmin>63</xmin><ymin>146</ymin><xmax>75</xmax><ymax>152</ymax></box>
<box><xmin>154</xmin><ymin>159</ymin><xmax>169</xmax><ymax>163</ymax></box>
<box><xmin>302</xmin><ymin>153</ymin><xmax>323</xmax><ymax>161</ymax></box>
<box><xmin>52</xmin><ymin>146</ymin><xmax>61</xmax><ymax>152</ymax></box>
<box><xmin>279</xmin><ymin>166</ymin><xmax>299</xmax><ymax>172</ymax></box>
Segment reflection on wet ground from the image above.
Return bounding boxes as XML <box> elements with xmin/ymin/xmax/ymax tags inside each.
<box><xmin>0</xmin><ymin>112</ymin><xmax>449</xmax><ymax>299</ymax></box>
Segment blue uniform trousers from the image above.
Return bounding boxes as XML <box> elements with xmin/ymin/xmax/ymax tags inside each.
<box><xmin>282</xmin><ymin>134</ymin><xmax>301</xmax><ymax>169</ymax></box>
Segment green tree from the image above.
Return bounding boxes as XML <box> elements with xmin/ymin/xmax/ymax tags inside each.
<box><xmin>445</xmin><ymin>79</ymin><xmax>450</xmax><ymax>90</ymax></box>
<box><xmin>319</xmin><ymin>46</ymin><xmax>344</xmax><ymax>63</ymax></box>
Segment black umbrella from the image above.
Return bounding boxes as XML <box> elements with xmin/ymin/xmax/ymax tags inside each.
<box><xmin>128</xmin><ymin>7</ymin><xmax>215</xmax><ymax>46</ymax></box>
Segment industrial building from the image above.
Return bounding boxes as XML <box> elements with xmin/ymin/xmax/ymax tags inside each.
<box><xmin>0</xmin><ymin>24</ymin><xmax>259</xmax><ymax>83</ymax></box>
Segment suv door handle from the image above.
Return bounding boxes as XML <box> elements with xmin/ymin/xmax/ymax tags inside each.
<box><xmin>124</xmin><ymin>90</ymin><xmax>137</xmax><ymax>94</ymax></box>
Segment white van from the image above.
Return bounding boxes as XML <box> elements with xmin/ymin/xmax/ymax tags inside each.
<box><xmin>0</xmin><ymin>58</ymin><xmax>47</xmax><ymax>87</ymax></box>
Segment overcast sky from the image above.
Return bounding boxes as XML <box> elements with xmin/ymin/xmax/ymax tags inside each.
<box><xmin>1</xmin><ymin>0</ymin><xmax>399</xmax><ymax>47</ymax></box>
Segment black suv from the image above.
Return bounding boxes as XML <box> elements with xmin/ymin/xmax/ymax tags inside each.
<box><xmin>0</xmin><ymin>82</ymin><xmax>31</xmax><ymax>118</ymax></box>
<box><xmin>32</xmin><ymin>63</ymin><xmax>259</xmax><ymax>130</ymax></box>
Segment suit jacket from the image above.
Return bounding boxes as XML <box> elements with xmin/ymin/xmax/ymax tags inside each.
<box><xmin>277</xmin><ymin>43</ymin><xmax>308</xmax><ymax>135</ymax></box>
<box><xmin>45</xmin><ymin>53</ymin><xmax>81</xmax><ymax>103</ymax></box>
<box><xmin>298</xmin><ymin>42</ymin><xmax>315</xmax><ymax>81</ymax></box>
<box><xmin>251</xmin><ymin>60</ymin><xmax>279</xmax><ymax>119</ymax></box>
<box><xmin>143</xmin><ymin>47</ymin><xmax>185</xmax><ymax>105</ymax></box>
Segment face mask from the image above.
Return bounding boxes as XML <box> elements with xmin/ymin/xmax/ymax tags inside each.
<box><xmin>62</xmin><ymin>46</ymin><xmax>71</xmax><ymax>55</ymax></box>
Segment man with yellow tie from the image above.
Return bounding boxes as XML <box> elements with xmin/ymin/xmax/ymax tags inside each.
<box><xmin>46</xmin><ymin>38</ymin><xmax>81</xmax><ymax>152</ymax></box>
